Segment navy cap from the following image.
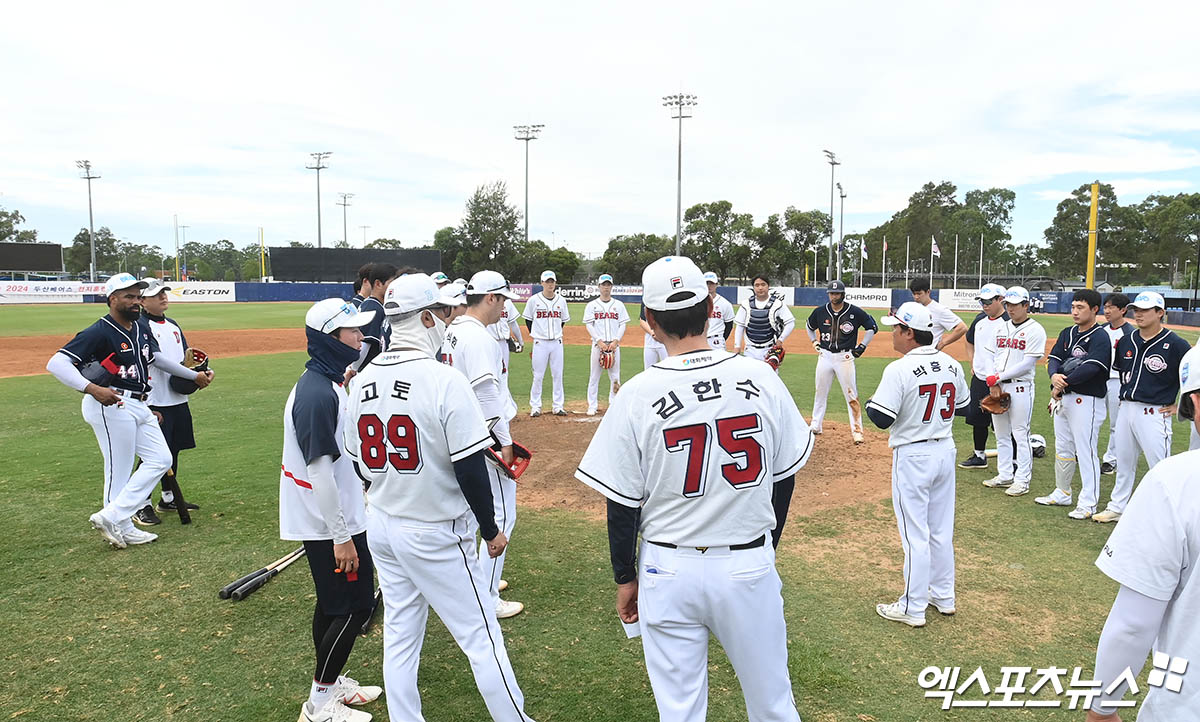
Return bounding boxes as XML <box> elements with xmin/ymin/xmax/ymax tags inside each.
<box><xmin>827</xmin><ymin>280</ymin><xmax>846</xmax><ymax>292</ymax></box>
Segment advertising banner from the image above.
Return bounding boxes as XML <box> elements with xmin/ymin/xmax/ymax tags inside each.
<box><xmin>165</xmin><ymin>281</ymin><xmax>236</xmax><ymax>302</ymax></box>
<box><xmin>939</xmin><ymin>288</ymin><xmax>983</xmax><ymax>311</ymax></box>
<box><xmin>0</xmin><ymin>280</ymin><xmax>89</xmax><ymax>304</ymax></box>
<box><xmin>510</xmin><ymin>283</ymin><xmax>534</xmax><ymax>302</ymax></box>
<box><xmin>843</xmin><ymin>287</ymin><xmax>892</xmax><ymax>309</ymax></box>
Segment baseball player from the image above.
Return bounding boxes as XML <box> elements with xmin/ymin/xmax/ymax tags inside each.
<box><xmin>135</xmin><ymin>278</ymin><xmax>203</xmax><ymax>525</ymax></box>
<box><xmin>979</xmin><ymin>286</ymin><xmax>1046</xmax><ymax>496</ymax></box>
<box><xmin>958</xmin><ymin>283</ymin><xmax>1010</xmax><ymax>470</ymax></box>
<box><xmin>866</xmin><ymin>302</ymin><xmax>970</xmax><ymax>627</ymax></box>
<box><xmin>346</xmin><ymin>272</ymin><xmax>535</xmax><ymax>722</ymax></box>
<box><xmin>1094</xmin><ymin>291</ymin><xmax>1191</xmax><ymax>523</ymax></box>
<box><xmin>442</xmin><ymin>270</ymin><xmax>526</xmax><ymax>619</ymax></box>
<box><xmin>488</xmin><ymin>292</ymin><xmax>523</xmax><ymax>415</ymax></box>
<box><xmin>45</xmin><ymin>273</ymin><xmax>213</xmax><ymax>549</ymax></box>
<box><xmin>639</xmin><ymin>303</ymin><xmax>667</xmax><ymax>369</ymax></box>
<box><xmin>358</xmin><ymin>262</ymin><xmax>399</xmax><ymax>365</ymax></box>
<box><xmin>806</xmin><ymin>280</ymin><xmax>878</xmax><ymax>443</ymax></box>
<box><xmin>733</xmin><ymin>274</ymin><xmax>795</xmax><ymax>363</ymax></box>
<box><xmin>908</xmin><ymin>278</ymin><xmax>967</xmax><ymax>351</ymax></box>
<box><xmin>703</xmin><ymin>271</ymin><xmax>735</xmax><ymax>349</ymax></box>
<box><xmin>1085</xmin><ymin>344</ymin><xmax>1200</xmax><ymax>721</ymax></box>
<box><xmin>523</xmin><ymin>270</ymin><xmax>569</xmax><ymax>416</ymax></box>
<box><xmin>281</xmin><ymin>298</ymin><xmax>381</xmax><ymax>722</ymax></box>
<box><xmin>432</xmin><ymin>271</ymin><xmax>450</xmax><ymax>288</ymax></box>
<box><xmin>350</xmin><ymin>263</ymin><xmax>373</xmax><ymax>309</ymax></box>
<box><xmin>1100</xmin><ymin>293</ymin><xmax>1134</xmax><ymax>475</ymax></box>
<box><xmin>583</xmin><ymin>274</ymin><xmax>629</xmax><ymax>416</ymax></box>
<box><xmin>576</xmin><ymin>255</ymin><xmax>813</xmax><ymax>722</ymax></box>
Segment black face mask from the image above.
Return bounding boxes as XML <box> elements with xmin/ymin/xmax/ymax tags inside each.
<box><xmin>1181</xmin><ymin>392</ymin><xmax>1197</xmax><ymax>422</ymax></box>
<box><xmin>304</xmin><ymin>327</ymin><xmax>361</xmax><ymax>383</ymax></box>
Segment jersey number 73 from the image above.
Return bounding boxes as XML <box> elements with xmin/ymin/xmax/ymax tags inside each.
<box><xmin>918</xmin><ymin>383</ymin><xmax>956</xmax><ymax>423</ymax></box>
<box><xmin>358</xmin><ymin>414</ymin><xmax>423</xmax><ymax>472</ymax></box>
<box><xmin>663</xmin><ymin>414</ymin><xmax>765</xmax><ymax>497</ymax></box>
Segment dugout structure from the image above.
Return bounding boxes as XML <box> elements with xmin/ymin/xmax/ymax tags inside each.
<box><xmin>268</xmin><ymin>247</ymin><xmax>441</xmax><ymax>282</ymax></box>
<box><xmin>0</xmin><ymin>242</ymin><xmax>64</xmax><ymax>277</ymax></box>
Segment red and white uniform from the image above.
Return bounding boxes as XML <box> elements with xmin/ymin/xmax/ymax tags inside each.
<box><xmin>988</xmin><ymin>318</ymin><xmax>1046</xmax><ymax>485</ymax></box>
<box><xmin>583</xmin><ymin>297</ymin><xmax>629</xmax><ymax>414</ymax></box>
<box><xmin>706</xmin><ymin>293</ymin><xmax>735</xmax><ymax>350</ymax></box>
<box><xmin>523</xmin><ymin>292</ymin><xmax>569</xmax><ymax>413</ymax></box>
<box><xmin>489</xmin><ymin>298</ymin><xmax>522</xmax><ymax>417</ymax></box>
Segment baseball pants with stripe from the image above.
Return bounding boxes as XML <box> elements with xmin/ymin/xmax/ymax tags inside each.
<box><xmin>1050</xmin><ymin>393</ymin><xmax>1105</xmax><ymax>512</ymax></box>
<box><xmin>82</xmin><ymin>394</ymin><xmax>172</xmax><ymax>529</ymax></box>
<box><xmin>1106</xmin><ymin>400</ymin><xmax>1173</xmax><ymax>514</ymax></box>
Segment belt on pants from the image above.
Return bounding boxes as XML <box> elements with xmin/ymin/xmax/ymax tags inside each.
<box><xmin>748</xmin><ymin>341</ymin><xmax>775</xmax><ymax>349</ymax></box>
<box><xmin>648</xmin><ymin>535</ymin><xmax>766</xmax><ymax>552</ymax></box>
<box><xmin>111</xmin><ymin>387</ymin><xmax>149</xmax><ymax>402</ymax></box>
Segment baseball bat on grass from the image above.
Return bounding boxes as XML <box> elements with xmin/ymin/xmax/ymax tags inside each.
<box><xmin>231</xmin><ymin>548</ymin><xmax>307</xmax><ymax>601</ymax></box>
<box><xmin>360</xmin><ymin>589</ymin><xmax>383</xmax><ymax>635</ymax></box>
<box><xmin>219</xmin><ymin>547</ymin><xmax>304</xmax><ymax>599</ymax></box>
<box><xmin>162</xmin><ymin>469</ymin><xmax>190</xmax><ymax>524</ymax></box>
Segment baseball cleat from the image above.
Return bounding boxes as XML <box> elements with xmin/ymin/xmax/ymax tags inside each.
<box><xmin>927</xmin><ymin>599</ymin><xmax>956</xmax><ymax>616</ymax></box>
<box><xmin>530</xmin><ymin>409</ymin><xmax>541</xmax><ymax>418</ymax></box>
<box><xmin>1067</xmin><ymin>506</ymin><xmax>1094</xmax><ymax>520</ymax></box>
<box><xmin>852</xmin><ymin>431</ymin><xmax>864</xmax><ymax>444</ymax></box>
<box><xmin>1092</xmin><ymin>509</ymin><xmax>1122</xmax><ymax>524</ymax></box>
<box><xmin>586</xmin><ymin>409</ymin><xmax>597</xmax><ymax>417</ymax></box>
<box><xmin>134</xmin><ymin>504</ymin><xmax>162</xmax><ymax>526</ymax></box>
<box><xmin>811</xmin><ymin>425</ymin><xmax>823</xmax><ymax>435</ymax></box>
<box><xmin>89</xmin><ymin>512</ymin><xmax>126</xmax><ymax>549</ymax></box>
<box><xmin>334</xmin><ymin>675</ymin><xmax>382</xmax><ymax>706</ymax></box>
<box><xmin>981</xmin><ymin>476</ymin><xmax>1013</xmax><ymax>488</ymax></box>
<box><xmin>1100</xmin><ymin>462</ymin><xmax>1116</xmax><ymax>475</ymax></box>
<box><xmin>1004</xmin><ymin>482</ymin><xmax>1030</xmax><ymax>497</ymax></box>
<box><xmin>1034</xmin><ymin>489</ymin><xmax>1073</xmax><ymax>506</ymax></box>
<box><xmin>496</xmin><ymin>599</ymin><xmax>525</xmax><ymax>619</ymax></box>
<box><xmin>298</xmin><ymin>699</ymin><xmax>372</xmax><ymax>722</ymax></box>
<box><xmin>123</xmin><ymin>527</ymin><xmax>159</xmax><ymax>545</ymax></box>
<box><xmin>498</xmin><ymin>579</ymin><xmax>509</xmax><ymax>592</ymax></box>
<box><xmin>958</xmin><ymin>455</ymin><xmax>987</xmax><ymax>469</ymax></box>
<box><xmin>157</xmin><ymin>499</ymin><xmax>199</xmax><ymax>512</ymax></box>
<box><xmin>876</xmin><ymin>602</ymin><xmax>925</xmax><ymax>627</ymax></box>
<box><xmin>553</xmin><ymin>409</ymin><xmax>567</xmax><ymax>416</ymax></box>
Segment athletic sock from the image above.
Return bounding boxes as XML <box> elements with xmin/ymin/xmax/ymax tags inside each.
<box><xmin>974</xmin><ymin>450</ymin><xmax>985</xmax><ymax>459</ymax></box>
<box><xmin>161</xmin><ymin>490</ymin><xmax>175</xmax><ymax>503</ymax></box>
<box><xmin>308</xmin><ymin>679</ymin><xmax>335</xmax><ymax>711</ymax></box>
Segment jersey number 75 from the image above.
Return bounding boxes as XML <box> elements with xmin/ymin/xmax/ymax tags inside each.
<box><xmin>663</xmin><ymin>414</ymin><xmax>765</xmax><ymax>497</ymax></box>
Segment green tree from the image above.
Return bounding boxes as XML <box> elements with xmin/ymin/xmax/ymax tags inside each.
<box><xmin>366</xmin><ymin>238</ymin><xmax>405</xmax><ymax>250</ymax></box>
<box><xmin>450</xmin><ymin>182</ymin><xmax>523</xmax><ymax>280</ymax></box>
<box><xmin>1043</xmin><ymin>182</ymin><xmax>1144</xmax><ymax>277</ymax></box>
<box><xmin>1139</xmin><ymin>193</ymin><xmax>1200</xmax><ymax>283</ymax></box>
<box><xmin>598</xmin><ymin>233</ymin><xmax>675</xmax><ymax>284</ymax></box>
<box><xmin>544</xmin><ymin>245</ymin><xmax>582</xmax><ymax>282</ymax></box>
<box><xmin>681</xmin><ymin>201</ymin><xmax>754</xmax><ymax>282</ymax></box>
<box><xmin>0</xmin><ymin>206</ymin><xmax>38</xmax><ymax>243</ymax></box>
<box><xmin>64</xmin><ymin>227</ymin><xmax>119</xmax><ymax>274</ymax></box>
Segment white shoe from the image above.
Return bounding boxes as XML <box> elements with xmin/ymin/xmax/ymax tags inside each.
<box><xmin>299</xmin><ymin>699</ymin><xmax>372</xmax><ymax>722</ymax></box>
<box><xmin>876</xmin><ymin>602</ymin><xmax>925</xmax><ymax>627</ymax></box>
<box><xmin>89</xmin><ymin>512</ymin><xmax>126</xmax><ymax>549</ymax></box>
<box><xmin>1004</xmin><ymin>482</ymin><xmax>1030</xmax><ymax>497</ymax></box>
<box><xmin>1034</xmin><ymin>489</ymin><xmax>1073</xmax><ymax>506</ymax></box>
<box><xmin>123</xmin><ymin>527</ymin><xmax>159</xmax><ymax>545</ymax></box>
<box><xmin>812</xmin><ymin>425</ymin><xmax>823</xmax><ymax>435</ymax></box>
<box><xmin>334</xmin><ymin>675</ymin><xmax>382</xmax><ymax>706</ymax></box>
<box><xmin>496</xmin><ymin>599</ymin><xmax>525</xmax><ymax>619</ymax></box>
<box><xmin>1093</xmin><ymin>509</ymin><xmax>1122</xmax><ymax>523</ymax></box>
<box><xmin>852</xmin><ymin>431</ymin><xmax>864</xmax><ymax>444</ymax></box>
<box><xmin>586</xmin><ymin>409</ymin><xmax>597</xmax><ymax>417</ymax></box>
<box><xmin>982</xmin><ymin>476</ymin><xmax>1013</xmax><ymax>488</ymax></box>
<box><xmin>1067</xmin><ymin>506</ymin><xmax>1093</xmax><ymax>520</ymax></box>
<box><xmin>530</xmin><ymin>409</ymin><xmax>541</xmax><ymax>418</ymax></box>
<box><xmin>498</xmin><ymin>579</ymin><xmax>509</xmax><ymax>592</ymax></box>
<box><xmin>927</xmin><ymin>598</ymin><xmax>956</xmax><ymax>616</ymax></box>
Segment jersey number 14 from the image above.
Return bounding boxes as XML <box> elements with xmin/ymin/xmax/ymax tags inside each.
<box><xmin>663</xmin><ymin>414</ymin><xmax>765</xmax><ymax>497</ymax></box>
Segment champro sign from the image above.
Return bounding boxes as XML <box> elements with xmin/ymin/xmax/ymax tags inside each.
<box><xmin>843</xmin><ymin>287</ymin><xmax>892</xmax><ymax>309</ymax></box>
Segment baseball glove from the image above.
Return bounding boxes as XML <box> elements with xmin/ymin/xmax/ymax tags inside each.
<box><xmin>507</xmin><ymin>337</ymin><xmax>524</xmax><ymax>353</ymax></box>
<box><xmin>765</xmin><ymin>343</ymin><xmax>786</xmax><ymax>371</ymax></box>
<box><xmin>487</xmin><ymin>440</ymin><xmax>533</xmax><ymax>480</ymax></box>
<box><xmin>169</xmin><ymin>347</ymin><xmax>211</xmax><ymax>395</ymax></box>
<box><xmin>599</xmin><ymin>348</ymin><xmax>615</xmax><ymax>369</ymax></box>
<box><xmin>980</xmin><ymin>390</ymin><xmax>1011</xmax><ymax>414</ymax></box>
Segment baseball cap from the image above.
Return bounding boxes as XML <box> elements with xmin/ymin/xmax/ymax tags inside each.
<box><xmin>431</xmin><ymin>271</ymin><xmax>449</xmax><ymax>285</ymax></box>
<box><xmin>1180</xmin><ymin>346</ymin><xmax>1200</xmax><ymax>420</ymax></box>
<box><xmin>827</xmin><ymin>280</ymin><xmax>846</xmax><ymax>292</ymax></box>
<box><xmin>540</xmin><ymin>270</ymin><xmax>557</xmax><ymax>282</ymax></box>
<box><xmin>382</xmin><ymin>273</ymin><xmax>443</xmax><ymax>316</ymax></box>
<box><xmin>977</xmin><ymin>283</ymin><xmax>1006</xmax><ymax>300</ymax></box>
<box><xmin>882</xmin><ymin>301</ymin><xmax>934</xmax><ymax>331</ymax></box>
<box><xmin>105</xmin><ymin>272</ymin><xmax>148</xmax><ymax>297</ymax></box>
<box><xmin>642</xmin><ymin>256</ymin><xmax>706</xmax><ymax>312</ymax></box>
<box><xmin>702</xmin><ymin>271</ymin><xmax>719</xmax><ymax>284</ymax></box>
<box><xmin>1003</xmin><ymin>286</ymin><xmax>1030</xmax><ymax>304</ymax></box>
<box><xmin>1130</xmin><ymin>291</ymin><xmax>1166</xmax><ymax>310</ymax></box>
<box><xmin>467</xmin><ymin>270</ymin><xmax>520</xmax><ymax>299</ymax></box>
<box><xmin>439</xmin><ymin>282</ymin><xmax>467</xmax><ymax>306</ymax></box>
<box><xmin>305</xmin><ymin>298</ymin><xmax>376</xmax><ymax>333</ymax></box>
<box><xmin>140</xmin><ymin>277</ymin><xmax>171</xmax><ymax>297</ymax></box>
<box><xmin>597</xmin><ymin>273</ymin><xmax>614</xmax><ymax>285</ymax></box>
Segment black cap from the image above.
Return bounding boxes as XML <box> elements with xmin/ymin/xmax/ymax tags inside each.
<box><xmin>827</xmin><ymin>280</ymin><xmax>846</xmax><ymax>292</ymax></box>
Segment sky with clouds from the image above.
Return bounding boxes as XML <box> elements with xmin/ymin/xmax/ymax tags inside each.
<box><xmin>2</xmin><ymin>1</ymin><xmax>1198</xmax><ymax>264</ymax></box>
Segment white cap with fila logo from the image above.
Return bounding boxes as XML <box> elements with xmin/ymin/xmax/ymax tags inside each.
<box><xmin>642</xmin><ymin>256</ymin><xmax>707</xmax><ymax>311</ymax></box>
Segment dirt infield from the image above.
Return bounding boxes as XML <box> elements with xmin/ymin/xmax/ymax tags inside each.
<box><xmin>512</xmin><ymin>412</ymin><xmax>893</xmax><ymax>520</ymax></box>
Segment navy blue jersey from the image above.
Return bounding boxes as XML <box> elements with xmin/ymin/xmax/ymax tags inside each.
<box><xmin>350</xmin><ymin>294</ymin><xmax>365</xmax><ymax>309</ymax></box>
<box><xmin>1046</xmin><ymin>324</ymin><xmax>1110</xmax><ymax>398</ymax></box>
<box><xmin>59</xmin><ymin>315</ymin><xmax>159</xmax><ymax>394</ymax></box>
<box><xmin>1114</xmin><ymin>328</ymin><xmax>1192</xmax><ymax>405</ymax></box>
<box><xmin>359</xmin><ymin>296</ymin><xmax>389</xmax><ymax>348</ymax></box>
<box><xmin>292</xmin><ymin>370</ymin><xmax>342</xmax><ymax>464</ymax></box>
<box><xmin>965</xmin><ymin>310</ymin><xmax>1010</xmax><ymax>344</ymax></box>
<box><xmin>807</xmin><ymin>302</ymin><xmax>877</xmax><ymax>352</ymax></box>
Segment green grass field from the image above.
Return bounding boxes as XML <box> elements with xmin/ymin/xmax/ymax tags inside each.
<box><xmin>3</xmin><ymin>304</ymin><xmax>1195</xmax><ymax>720</ymax></box>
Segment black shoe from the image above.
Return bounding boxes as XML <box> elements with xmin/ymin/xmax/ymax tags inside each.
<box><xmin>134</xmin><ymin>505</ymin><xmax>162</xmax><ymax>526</ymax></box>
<box><xmin>156</xmin><ymin>499</ymin><xmax>200</xmax><ymax>513</ymax></box>
<box><xmin>1101</xmin><ymin>462</ymin><xmax>1116</xmax><ymax>475</ymax></box>
<box><xmin>958</xmin><ymin>455</ymin><xmax>987</xmax><ymax>469</ymax></box>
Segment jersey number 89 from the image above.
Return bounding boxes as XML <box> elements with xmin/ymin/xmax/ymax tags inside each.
<box><xmin>663</xmin><ymin>414</ymin><xmax>765</xmax><ymax>497</ymax></box>
<box><xmin>358</xmin><ymin>414</ymin><xmax>423</xmax><ymax>473</ymax></box>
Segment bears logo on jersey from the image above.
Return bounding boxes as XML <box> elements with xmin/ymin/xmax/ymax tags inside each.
<box><xmin>997</xmin><ymin>337</ymin><xmax>1028</xmax><ymax>350</ymax></box>
<box><xmin>535</xmin><ymin>310</ymin><xmax>562</xmax><ymax>319</ymax></box>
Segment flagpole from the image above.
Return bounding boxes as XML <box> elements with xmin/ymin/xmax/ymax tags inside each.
<box><xmin>882</xmin><ymin>235</ymin><xmax>887</xmax><ymax>287</ymax></box>
<box><xmin>930</xmin><ymin>236</ymin><xmax>934</xmax><ymax>286</ymax></box>
<box><xmin>905</xmin><ymin>235</ymin><xmax>910</xmax><ymax>287</ymax></box>
<box><xmin>978</xmin><ymin>232</ymin><xmax>984</xmax><ymax>287</ymax></box>
<box><xmin>953</xmin><ymin>234</ymin><xmax>959</xmax><ymax>289</ymax></box>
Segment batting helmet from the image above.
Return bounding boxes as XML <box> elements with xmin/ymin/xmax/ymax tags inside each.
<box><xmin>1030</xmin><ymin>433</ymin><xmax>1047</xmax><ymax>458</ymax></box>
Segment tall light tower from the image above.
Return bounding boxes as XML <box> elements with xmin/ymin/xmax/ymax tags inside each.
<box><xmin>337</xmin><ymin>192</ymin><xmax>354</xmax><ymax>246</ymax></box>
<box><xmin>837</xmin><ymin>182</ymin><xmax>847</xmax><ymax>279</ymax></box>
<box><xmin>663</xmin><ymin>93</ymin><xmax>698</xmax><ymax>255</ymax></box>
<box><xmin>76</xmin><ymin>161</ymin><xmax>100</xmax><ymax>281</ymax></box>
<box><xmin>306</xmin><ymin>152</ymin><xmax>332</xmax><ymax>248</ymax></box>
<box><xmin>179</xmin><ymin>225</ymin><xmax>190</xmax><ymax>279</ymax></box>
<box><xmin>823</xmin><ymin>150</ymin><xmax>840</xmax><ymax>283</ymax></box>
<box><xmin>359</xmin><ymin>225</ymin><xmax>370</xmax><ymax>246</ymax></box>
<box><xmin>513</xmin><ymin>124</ymin><xmax>544</xmax><ymax>244</ymax></box>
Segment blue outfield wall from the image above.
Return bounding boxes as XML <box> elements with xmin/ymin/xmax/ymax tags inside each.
<box><xmin>235</xmin><ymin>282</ymin><xmax>353</xmax><ymax>302</ymax></box>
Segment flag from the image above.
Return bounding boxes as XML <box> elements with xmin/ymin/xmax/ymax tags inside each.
<box><xmin>861</xmin><ymin>242</ymin><xmax>868</xmax><ymax>260</ymax></box>
<box><xmin>883</xmin><ymin>239</ymin><xmax>888</xmax><ymax>252</ymax></box>
<box><xmin>931</xmin><ymin>236</ymin><xmax>941</xmax><ymax>258</ymax></box>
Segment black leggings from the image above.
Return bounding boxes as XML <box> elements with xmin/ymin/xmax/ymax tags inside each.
<box><xmin>312</xmin><ymin>605</ymin><xmax>372</xmax><ymax>684</ymax></box>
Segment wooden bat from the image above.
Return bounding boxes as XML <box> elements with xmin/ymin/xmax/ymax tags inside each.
<box><xmin>231</xmin><ymin>549</ymin><xmax>307</xmax><ymax>601</ymax></box>
<box><xmin>219</xmin><ymin>547</ymin><xmax>303</xmax><ymax>599</ymax></box>
<box><xmin>162</xmin><ymin>469</ymin><xmax>190</xmax><ymax>524</ymax></box>
<box><xmin>360</xmin><ymin>588</ymin><xmax>383</xmax><ymax>635</ymax></box>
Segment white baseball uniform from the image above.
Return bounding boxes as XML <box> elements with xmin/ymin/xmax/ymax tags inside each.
<box><xmin>707</xmin><ymin>293</ymin><xmax>735</xmax><ymax>350</ymax></box>
<box><xmin>442</xmin><ymin>315</ymin><xmax>518</xmax><ymax>611</ymax></box>
<box><xmin>640</xmin><ymin>304</ymin><xmax>667</xmax><ymax>368</ymax></box>
<box><xmin>866</xmin><ymin>346</ymin><xmax>970</xmax><ymax>620</ymax></box>
<box><xmin>1101</xmin><ymin>321</ymin><xmax>1135</xmax><ymax>466</ymax></box>
<box><xmin>344</xmin><ymin>349</ymin><xmax>534</xmax><ymax>722</ymax></box>
<box><xmin>925</xmin><ymin>299</ymin><xmax>962</xmax><ymax>349</ymax></box>
<box><xmin>988</xmin><ymin>317</ymin><xmax>1046</xmax><ymax>485</ymax></box>
<box><xmin>523</xmin><ymin>292</ymin><xmax>569</xmax><ymax>413</ymax></box>
<box><xmin>576</xmin><ymin>349</ymin><xmax>813</xmax><ymax>722</ymax></box>
<box><xmin>583</xmin><ymin>297</ymin><xmax>629</xmax><ymax>414</ymax></box>
<box><xmin>490</xmin><ymin>299</ymin><xmax>522</xmax><ymax>417</ymax></box>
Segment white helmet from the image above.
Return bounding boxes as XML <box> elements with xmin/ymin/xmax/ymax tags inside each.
<box><xmin>1030</xmin><ymin>433</ymin><xmax>1047</xmax><ymax>458</ymax></box>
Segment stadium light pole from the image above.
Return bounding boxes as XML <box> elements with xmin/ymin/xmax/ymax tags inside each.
<box><xmin>514</xmin><ymin>125</ymin><xmax>544</xmax><ymax>244</ymax></box>
<box><xmin>663</xmin><ymin>94</ymin><xmax>698</xmax><ymax>255</ymax></box>
<box><xmin>337</xmin><ymin>192</ymin><xmax>354</xmax><ymax>246</ymax></box>
<box><xmin>307</xmin><ymin>152</ymin><xmax>332</xmax><ymax>248</ymax></box>
<box><xmin>823</xmin><ymin>150</ymin><xmax>840</xmax><ymax>283</ymax></box>
<box><xmin>837</xmin><ymin>182</ymin><xmax>847</xmax><ymax>280</ymax></box>
<box><xmin>359</xmin><ymin>225</ymin><xmax>370</xmax><ymax>247</ymax></box>
<box><xmin>179</xmin><ymin>225</ymin><xmax>189</xmax><ymax>280</ymax></box>
<box><xmin>76</xmin><ymin>161</ymin><xmax>100</xmax><ymax>281</ymax></box>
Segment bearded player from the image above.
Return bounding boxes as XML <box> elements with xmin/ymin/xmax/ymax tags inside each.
<box><xmin>577</xmin><ymin>256</ymin><xmax>813</xmax><ymax>721</ymax></box>
<box><xmin>806</xmin><ymin>280</ymin><xmax>877</xmax><ymax>443</ymax></box>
